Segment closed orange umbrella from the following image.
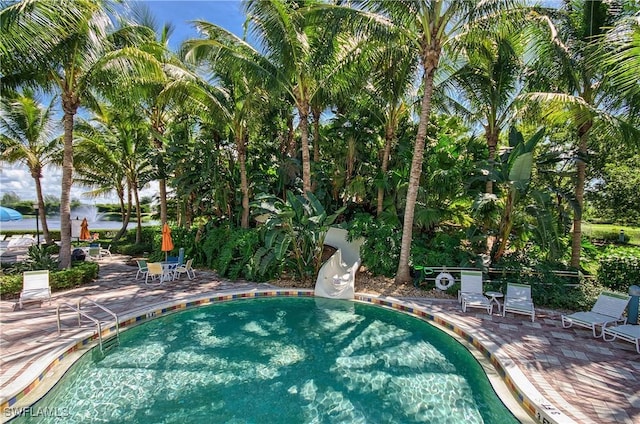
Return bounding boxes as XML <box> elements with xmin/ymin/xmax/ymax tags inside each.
<box><xmin>161</xmin><ymin>223</ymin><xmax>174</xmax><ymax>260</ymax></box>
<box><xmin>80</xmin><ymin>218</ymin><xmax>91</xmax><ymax>241</ymax></box>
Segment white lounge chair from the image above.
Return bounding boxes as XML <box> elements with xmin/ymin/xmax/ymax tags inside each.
<box><xmin>602</xmin><ymin>325</ymin><xmax>640</xmax><ymax>354</ymax></box>
<box><xmin>561</xmin><ymin>291</ymin><xmax>630</xmax><ymax>337</ymax></box>
<box><xmin>99</xmin><ymin>244</ymin><xmax>112</xmax><ymax>257</ymax></box>
<box><xmin>503</xmin><ymin>283</ymin><xmax>535</xmax><ymax>322</ymax></box>
<box><xmin>458</xmin><ymin>270</ymin><xmax>493</xmax><ymax>315</ymax></box>
<box><xmin>18</xmin><ymin>270</ymin><xmax>51</xmax><ymax>309</ymax></box>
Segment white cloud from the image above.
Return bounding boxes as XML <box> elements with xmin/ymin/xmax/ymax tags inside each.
<box><xmin>0</xmin><ymin>162</ymin><xmax>158</xmax><ymax>204</ymax></box>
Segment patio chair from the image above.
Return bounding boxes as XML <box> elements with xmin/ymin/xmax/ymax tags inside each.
<box><xmin>458</xmin><ymin>270</ymin><xmax>493</xmax><ymax>315</ymax></box>
<box><xmin>174</xmin><ymin>259</ymin><xmax>195</xmax><ymax>280</ymax></box>
<box><xmin>602</xmin><ymin>325</ymin><xmax>640</xmax><ymax>354</ymax></box>
<box><xmin>145</xmin><ymin>262</ymin><xmax>173</xmax><ymax>285</ymax></box>
<box><xmin>135</xmin><ymin>260</ymin><xmax>148</xmax><ymax>280</ymax></box>
<box><xmin>18</xmin><ymin>270</ymin><xmax>51</xmax><ymax>309</ymax></box>
<box><xmin>99</xmin><ymin>244</ymin><xmax>112</xmax><ymax>257</ymax></box>
<box><xmin>561</xmin><ymin>291</ymin><xmax>630</xmax><ymax>338</ymax></box>
<box><xmin>87</xmin><ymin>244</ymin><xmax>101</xmax><ymax>260</ymax></box>
<box><xmin>502</xmin><ymin>283</ymin><xmax>535</xmax><ymax>322</ymax></box>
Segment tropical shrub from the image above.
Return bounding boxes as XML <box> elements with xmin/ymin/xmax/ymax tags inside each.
<box><xmin>347</xmin><ymin>213</ymin><xmax>401</xmax><ymax>277</ymax></box>
<box><xmin>253</xmin><ymin>191</ymin><xmax>345</xmax><ymax>282</ymax></box>
<box><xmin>216</xmin><ymin>229</ymin><xmax>267</xmax><ymax>281</ymax></box>
<box><xmin>412</xmin><ymin>230</ymin><xmax>475</xmax><ymax>268</ymax></box>
<box><xmin>597</xmin><ymin>247</ymin><xmax>640</xmax><ymax>293</ymax></box>
<box><xmin>0</xmin><ymin>261</ymin><xmax>99</xmax><ymax>297</ymax></box>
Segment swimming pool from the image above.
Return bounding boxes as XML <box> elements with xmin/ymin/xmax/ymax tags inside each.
<box><xmin>12</xmin><ymin>297</ymin><xmax>518</xmax><ymax>423</ymax></box>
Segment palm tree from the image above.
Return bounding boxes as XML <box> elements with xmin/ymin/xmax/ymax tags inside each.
<box><xmin>183</xmin><ymin>31</ymin><xmax>270</xmax><ymax>228</ymax></box>
<box><xmin>73</xmin><ymin>116</ymin><xmax>131</xmax><ymax>242</ymax></box>
<box><xmin>1</xmin><ymin>0</ymin><xmax>163</xmax><ymax>267</ymax></box>
<box><xmin>525</xmin><ymin>0</ymin><xmax>639</xmax><ymax>268</ymax></box>
<box><xmin>602</xmin><ymin>12</ymin><xmax>640</xmax><ymax>100</ymax></box>
<box><xmin>0</xmin><ymin>89</ymin><xmax>61</xmax><ymax>244</ymax></box>
<box><xmin>338</xmin><ymin>0</ymin><xmax>519</xmax><ymax>282</ymax></box>
<box><xmin>125</xmin><ymin>5</ymin><xmax>197</xmax><ymax>227</ymax></box>
<box><xmin>75</xmin><ymin>106</ymin><xmax>153</xmax><ymax>244</ymax></box>
<box><xmin>185</xmin><ymin>0</ymin><xmax>366</xmax><ymax>197</ymax></box>
<box><xmin>366</xmin><ymin>45</ymin><xmax>418</xmax><ymax>216</ymax></box>
<box><xmin>442</xmin><ymin>27</ymin><xmax>524</xmax><ymax>195</ymax></box>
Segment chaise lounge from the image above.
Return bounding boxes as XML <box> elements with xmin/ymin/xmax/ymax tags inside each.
<box><xmin>502</xmin><ymin>283</ymin><xmax>535</xmax><ymax>322</ymax></box>
<box><xmin>458</xmin><ymin>270</ymin><xmax>493</xmax><ymax>315</ymax></box>
<box><xmin>561</xmin><ymin>291</ymin><xmax>630</xmax><ymax>338</ymax></box>
<box><xmin>18</xmin><ymin>270</ymin><xmax>51</xmax><ymax>310</ymax></box>
<box><xmin>602</xmin><ymin>324</ymin><xmax>640</xmax><ymax>354</ymax></box>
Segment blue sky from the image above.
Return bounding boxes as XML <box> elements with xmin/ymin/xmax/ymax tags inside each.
<box><xmin>1</xmin><ymin>1</ymin><xmax>247</xmax><ymax>204</ymax></box>
<box><xmin>138</xmin><ymin>1</ymin><xmax>246</xmax><ymax>48</ymax></box>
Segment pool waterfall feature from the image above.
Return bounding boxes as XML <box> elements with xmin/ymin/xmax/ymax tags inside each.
<box><xmin>314</xmin><ymin>228</ymin><xmax>363</xmax><ymax>300</ymax></box>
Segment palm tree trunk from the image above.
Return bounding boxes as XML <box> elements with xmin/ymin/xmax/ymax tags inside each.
<box><xmin>377</xmin><ymin>123</ymin><xmax>394</xmax><ymax>216</ymax></box>
<box><xmin>571</xmin><ymin>121</ymin><xmax>591</xmax><ymax>268</ymax></box>
<box><xmin>493</xmin><ymin>187</ymin><xmax>515</xmax><ymax>262</ymax></box>
<box><xmin>396</xmin><ymin>50</ymin><xmax>439</xmax><ymax>284</ymax></box>
<box><xmin>153</xmin><ymin>119</ymin><xmax>168</xmax><ymax>225</ymax></box>
<box><xmin>133</xmin><ymin>180</ymin><xmax>142</xmax><ymax>244</ymax></box>
<box><xmin>238</xmin><ymin>132</ymin><xmax>250</xmax><ymax>228</ymax></box>
<box><xmin>32</xmin><ymin>172</ymin><xmax>52</xmax><ymax>244</ymax></box>
<box><xmin>113</xmin><ymin>184</ymin><xmax>131</xmax><ymax>241</ymax></box>
<box><xmin>485</xmin><ymin>128</ymin><xmax>499</xmax><ymax>194</ymax></box>
<box><xmin>346</xmin><ymin>136</ymin><xmax>356</xmax><ymax>187</ymax></box>
<box><xmin>285</xmin><ymin>115</ymin><xmax>295</xmax><ymax>156</ymax></box>
<box><xmin>298</xmin><ymin>99</ymin><xmax>312</xmax><ymax>195</ymax></box>
<box><xmin>58</xmin><ymin>95</ymin><xmax>78</xmax><ymax>269</ymax></box>
<box><xmin>159</xmin><ymin>177</ymin><xmax>168</xmax><ymax>224</ymax></box>
<box><xmin>312</xmin><ymin>106</ymin><xmax>321</xmax><ymax>163</ymax></box>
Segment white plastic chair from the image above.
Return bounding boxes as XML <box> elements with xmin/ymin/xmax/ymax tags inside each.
<box><xmin>561</xmin><ymin>291</ymin><xmax>630</xmax><ymax>337</ymax></box>
<box><xmin>18</xmin><ymin>270</ymin><xmax>51</xmax><ymax>309</ymax></box>
<box><xmin>502</xmin><ymin>283</ymin><xmax>535</xmax><ymax>322</ymax></box>
<box><xmin>99</xmin><ymin>244</ymin><xmax>112</xmax><ymax>257</ymax></box>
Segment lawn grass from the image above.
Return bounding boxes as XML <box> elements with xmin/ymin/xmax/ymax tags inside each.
<box><xmin>583</xmin><ymin>223</ymin><xmax>640</xmax><ymax>246</ymax></box>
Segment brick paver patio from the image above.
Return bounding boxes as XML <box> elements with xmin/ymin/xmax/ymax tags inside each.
<box><xmin>1</xmin><ymin>255</ymin><xmax>638</xmax><ymax>423</ymax></box>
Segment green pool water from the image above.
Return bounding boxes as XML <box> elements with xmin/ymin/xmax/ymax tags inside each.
<box><xmin>14</xmin><ymin>297</ymin><xmax>518</xmax><ymax>423</ymax></box>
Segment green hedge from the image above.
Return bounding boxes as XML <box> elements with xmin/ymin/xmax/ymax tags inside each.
<box><xmin>0</xmin><ymin>262</ymin><xmax>99</xmax><ymax>298</ymax></box>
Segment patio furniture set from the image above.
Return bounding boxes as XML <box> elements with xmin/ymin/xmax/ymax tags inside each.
<box><xmin>456</xmin><ymin>269</ymin><xmax>638</xmax><ymax>353</ymax></box>
<box><xmin>135</xmin><ymin>258</ymin><xmax>196</xmax><ymax>285</ymax></box>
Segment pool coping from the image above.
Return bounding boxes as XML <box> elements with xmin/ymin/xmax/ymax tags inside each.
<box><xmin>1</xmin><ymin>289</ymin><xmax>575</xmax><ymax>424</ymax></box>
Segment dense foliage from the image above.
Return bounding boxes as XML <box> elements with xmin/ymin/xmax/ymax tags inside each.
<box><xmin>1</xmin><ymin>1</ymin><xmax>639</xmax><ymax>301</ymax></box>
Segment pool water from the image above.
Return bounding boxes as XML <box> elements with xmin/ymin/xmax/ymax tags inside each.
<box><xmin>15</xmin><ymin>297</ymin><xmax>518</xmax><ymax>423</ymax></box>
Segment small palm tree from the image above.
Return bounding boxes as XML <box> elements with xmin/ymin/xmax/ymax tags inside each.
<box><xmin>0</xmin><ymin>89</ymin><xmax>61</xmax><ymax>244</ymax></box>
<box><xmin>75</xmin><ymin>106</ymin><xmax>153</xmax><ymax>244</ymax></box>
<box><xmin>442</xmin><ymin>27</ymin><xmax>524</xmax><ymax>195</ymax></box>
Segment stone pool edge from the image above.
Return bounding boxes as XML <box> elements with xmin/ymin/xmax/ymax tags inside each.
<box><xmin>1</xmin><ymin>289</ymin><xmax>573</xmax><ymax>424</ymax></box>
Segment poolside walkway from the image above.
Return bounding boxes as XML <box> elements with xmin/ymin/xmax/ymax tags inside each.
<box><xmin>1</xmin><ymin>255</ymin><xmax>638</xmax><ymax>423</ymax></box>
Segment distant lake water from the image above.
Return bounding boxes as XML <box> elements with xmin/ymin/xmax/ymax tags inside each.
<box><xmin>0</xmin><ymin>218</ymin><xmax>157</xmax><ymax>232</ymax></box>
